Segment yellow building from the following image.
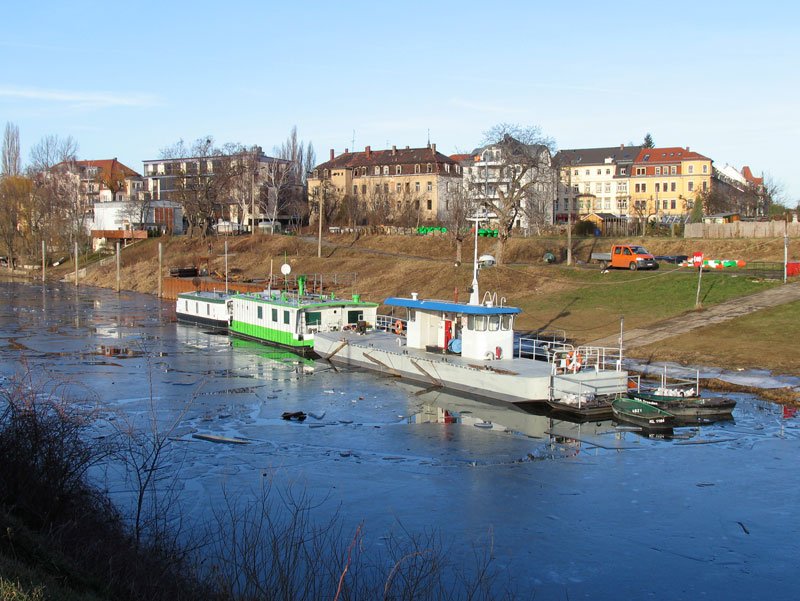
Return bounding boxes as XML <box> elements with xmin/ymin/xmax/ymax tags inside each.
<box><xmin>307</xmin><ymin>144</ymin><xmax>462</xmax><ymax>225</ymax></box>
<box><xmin>629</xmin><ymin>147</ymin><xmax>712</xmax><ymax>221</ymax></box>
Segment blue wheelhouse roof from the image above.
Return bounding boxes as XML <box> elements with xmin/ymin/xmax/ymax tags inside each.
<box><xmin>385</xmin><ymin>297</ymin><xmax>521</xmax><ymax>315</ymax></box>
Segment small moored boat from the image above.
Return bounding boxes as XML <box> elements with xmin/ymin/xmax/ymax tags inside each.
<box><xmin>176</xmin><ymin>290</ymin><xmax>232</xmax><ymax>331</ymax></box>
<box><xmin>611</xmin><ymin>397</ymin><xmax>675</xmax><ymax>430</ymax></box>
<box><xmin>627</xmin><ymin>389</ymin><xmax>736</xmax><ymax>420</ymax></box>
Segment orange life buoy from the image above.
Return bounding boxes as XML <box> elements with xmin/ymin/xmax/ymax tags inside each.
<box><xmin>566</xmin><ymin>351</ymin><xmax>583</xmax><ymax>372</ymax></box>
<box><xmin>394</xmin><ymin>319</ymin><xmax>404</xmax><ymax>334</ymax></box>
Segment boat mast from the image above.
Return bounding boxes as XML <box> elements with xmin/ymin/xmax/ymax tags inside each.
<box><xmin>468</xmin><ymin>213</ymin><xmax>483</xmax><ymax>305</ymax></box>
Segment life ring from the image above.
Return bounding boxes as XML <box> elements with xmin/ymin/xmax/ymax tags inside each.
<box><xmin>394</xmin><ymin>319</ymin><xmax>404</xmax><ymax>334</ymax></box>
<box><xmin>565</xmin><ymin>351</ymin><xmax>583</xmax><ymax>372</ymax></box>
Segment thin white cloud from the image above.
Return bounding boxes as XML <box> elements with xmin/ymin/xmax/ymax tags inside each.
<box><xmin>0</xmin><ymin>86</ymin><xmax>159</xmax><ymax>109</ymax></box>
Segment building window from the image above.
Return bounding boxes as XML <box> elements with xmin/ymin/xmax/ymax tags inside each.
<box><xmin>688</xmin><ymin>181</ymin><xmax>694</xmax><ymax>191</ymax></box>
<box><xmin>671</xmin><ymin>166</ymin><xmax>677</xmax><ymax>174</ymax></box>
<box><xmin>374</xmin><ymin>166</ymin><xmax>380</xmax><ymax>175</ymax></box>
<box><xmin>361</xmin><ymin>185</ymin><xmax>366</xmax><ymax>194</ymax></box>
<box><xmin>396</xmin><ymin>183</ymin><xmax>402</xmax><ymax>193</ymax></box>
<box><xmin>414</xmin><ymin>164</ymin><xmax>421</xmax><ymax>174</ymax></box>
<box><xmin>688</xmin><ymin>165</ymin><xmax>694</xmax><ymax>174</ymax></box>
<box><xmin>585</xmin><ymin>169</ymin><xmax>590</xmax><ymax>175</ymax></box>
<box><xmin>396</xmin><ymin>165</ymin><xmax>402</xmax><ymax>175</ymax></box>
<box><xmin>445</xmin><ymin>163</ymin><xmax>450</xmax><ymax>173</ymax></box>
<box><xmin>375</xmin><ymin>184</ymin><xmax>380</xmax><ymax>193</ymax></box>
<box><xmin>702</xmin><ymin>165</ymin><xmax>708</xmax><ymax>174</ymax></box>
<box><xmin>671</xmin><ymin>199</ymin><xmax>676</xmax><ymax>209</ymax></box>
<box><xmin>353</xmin><ymin>185</ymin><xmax>357</xmax><ymax>195</ymax></box>
<box><xmin>415</xmin><ymin>182</ymin><xmax>420</xmax><ymax>192</ymax></box>
<box><xmin>414</xmin><ymin>199</ymin><xmax>420</xmax><ymax>210</ymax></box>
<box><xmin>384</xmin><ymin>183</ymin><xmax>389</xmax><ymax>193</ymax></box>
<box><xmin>271</xmin><ymin>308</ymin><xmax>277</xmax><ymax>322</ymax></box>
<box><xmin>655</xmin><ymin>167</ymin><xmax>661</xmax><ymax>175</ymax></box>
<box><xmin>671</xmin><ymin>182</ymin><xmax>676</xmax><ymax>192</ymax></box>
<box><xmin>573</xmin><ymin>169</ymin><xmax>579</xmax><ymax>176</ymax></box>
<box><xmin>662</xmin><ymin>199</ymin><xmax>668</xmax><ymax>210</ymax></box>
<box><xmin>655</xmin><ymin>183</ymin><xmax>660</xmax><ymax>192</ymax></box>
<box><xmin>427</xmin><ymin>199</ymin><xmax>432</xmax><ymax>210</ymax></box>
<box><xmin>606</xmin><ymin>168</ymin><xmax>611</xmax><ymax>174</ymax></box>
<box><xmin>427</xmin><ymin>181</ymin><xmax>432</xmax><ymax>192</ymax></box>
<box><xmin>620</xmin><ymin>167</ymin><xmax>627</xmax><ymax>175</ymax></box>
<box><xmin>597</xmin><ymin>168</ymin><xmax>602</xmax><ymax>175</ymax></box>
<box><xmin>702</xmin><ymin>181</ymin><xmax>707</xmax><ymax>191</ymax></box>
<box><xmin>323</xmin><ymin>169</ymin><xmax>329</xmax><ymax>178</ymax></box>
<box><xmin>383</xmin><ymin>166</ymin><xmax>389</xmax><ymax>175</ymax></box>
<box><xmin>604</xmin><ymin>183</ymin><xmax>611</xmax><ymax>193</ymax></box>
<box><xmin>635</xmin><ymin>167</ymin><xmax>645</xmax><ymax>175</ymax></box>
<box><xmin>426</xmin><ymin>163</ymin><xmax>433</xmax><ymax>173</ymax></box>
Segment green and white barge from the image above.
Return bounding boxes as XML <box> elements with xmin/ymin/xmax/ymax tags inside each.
<box><xmin>229</xmin><ymin>276</ymin><xmax>378</xmax><ymax>356</ymax></box>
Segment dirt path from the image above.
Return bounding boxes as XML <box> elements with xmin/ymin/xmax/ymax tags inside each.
<box><xmin>587</xmin><ymin>279</ymin><xmax>800</xmax><ymax>349</ymax></box>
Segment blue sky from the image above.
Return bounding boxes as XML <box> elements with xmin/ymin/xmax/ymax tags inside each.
<box><xmin>2</xmin><ymin>0</ymin><xmax>798</xmax><ymax>202</ymax></box>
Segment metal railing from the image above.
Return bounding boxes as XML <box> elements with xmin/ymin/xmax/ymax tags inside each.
<box><xmin>376</xmin><ymin>313</ymin><xmax>406</xmax><ymax>334</ymax></box>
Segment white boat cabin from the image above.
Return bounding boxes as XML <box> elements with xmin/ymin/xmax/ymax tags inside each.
<box><xmin>386</xmin><ymin>293</ymin><xmax>521</xmax><ymax>361</ymax></box>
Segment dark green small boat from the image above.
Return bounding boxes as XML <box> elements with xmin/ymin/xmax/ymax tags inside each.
<box><xmin>612</xmin><ymin>397</ymin><xmax>675</xmax><ymax>430</ymax></box>
<box><xmin>627</xmin><ymin>390</ymin><xmax>736</xmax><ymax>420</ymax></box>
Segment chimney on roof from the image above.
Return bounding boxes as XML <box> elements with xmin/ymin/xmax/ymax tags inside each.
<box><xmin>330</xmin><ymin>149</ymin><xmax>334</xmax><ymax>161</ymax></box>
<box><xmin>620</xmin><ymin>144</ymin><xmax>624</xmax><ymax>150</ymax></box>
<box><xmin>392</xmin><ymin>145</ymin><xmax>396</xmax><ymax>155</ymax></box>
<box><xmin>431</xmin><ymin>143</ymin><xmax>436</xmax><ymax>154</ymax></box>
<box><xmin>345</xmin><ymin>148</ymin><xmax>348</xmax><ymax>154</ymax></box>
<box><xmin>686</xmin><ymin>146</ymin><xmax>690</xmax><ymax>151</ymax></box>
<box><xmin>365</xmin><ymin>145</ymin><xmax>371</xmax><ymax>158</ymax></box>
<box><xmin>405</xmin><ymin>146</ymin><xmax>410</xmax><ymax>150</ymax></box>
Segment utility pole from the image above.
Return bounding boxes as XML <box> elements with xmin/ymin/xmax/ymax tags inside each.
<box><xmin>317</xmin><ymin>190</ymin><xmax>323</xmax><ymax>258</ymax></box>
<box><xmin>784</xmin><ymin>221</ymin><xmax>789</xmax><ymax>284</ymax></box>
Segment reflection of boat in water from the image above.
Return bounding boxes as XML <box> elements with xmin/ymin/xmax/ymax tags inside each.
<box><xmin>230</xmin><ymin>338</ymin><xmax>315</xmax><ymax>366</ymax></box>
<box><xmin>408</xmin><ymin>385</ymin><xmax>615</xmax><ymax>442</ymax></box>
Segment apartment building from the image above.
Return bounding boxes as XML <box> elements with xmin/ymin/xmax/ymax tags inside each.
<box><xmin>629</xmin><ymin>147</ymin><xmax>712</xmax><ymax>221</ymax></box>
<box><xmin>457</xmin><ymin>137</ymin><xmax>555</xmax><ymax>231</ymax></box>
<box><xmin>307</xmin><ymin>144</ymin><xmax>462</xmax><ymax>224</ymax></box>
<box><xmin>552</xmin><ymin>146</ymin><xmax>641</xmax><ymax>222</ymax></box>
<box><xmin>142</xmin><ymin>148</ymin><xmax>293</xmax><ymax>228</ymax></box>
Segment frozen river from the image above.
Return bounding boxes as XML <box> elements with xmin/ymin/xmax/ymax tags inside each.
<box><xmin>1</xmin><ymin>280</ymin><xmax>799</xmax><ymax>600</ymax></box>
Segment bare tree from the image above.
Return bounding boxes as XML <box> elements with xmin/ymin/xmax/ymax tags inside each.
<box><xmin>29</xmin><ymin>134</ymin><xmax>78</xmax><ymax>172</ymax></box>
<box><xmin>2</xmin><ymin>122</ymin><xmax>21</xmax><ymax>177</ymax></box>
<box><xmin>479</xmin><ymin>124</ymin><xmax>556</xmax><ymax>264</ymax></box>
<box><xmin>0</xmin><ymin>175</ymin><xmax>29</xmax><ymax>268</ymax></box>
<box><xmin>439</xmin><ymin>181</ymin><xmax>477</xmax><ymax>264</ymax></box>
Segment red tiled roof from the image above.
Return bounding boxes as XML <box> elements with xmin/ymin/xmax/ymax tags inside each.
<box><xmin>741</xmin><ymin>166</ymin><xmax>763</xmax><ymax>186</ymax></box>
<box><xmin>449</xmin><ymin>153</ymin><xmax>472</xmax><ymax>163</ymax></box>
<box><xmin>314</xmin><ymin>146</ymin><xmax>458</xmax><ymax>175</ymax></box>
<box><xmin>59</xmin><ymin>158</ymin><xmax>141</xmax><ymax>180</ymax></box>
<box><xmin>633</xmin><ymin>147</ymin><xmax>710</xmax><ymax>164</ymax></box>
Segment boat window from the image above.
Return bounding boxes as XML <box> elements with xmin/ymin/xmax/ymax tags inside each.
<box><xmin>307</xmin><ymin>311</ymin><xmax>321</xmax><ymax>325</ymax></box>
<box><xmin>257</xmin><ymin>306</ymin><xmax>263</xmax><ymax>320</ymax></box>
<box><xmin>283</xmin><ymin>310</ymin><xmax>290</xmax><ymax>325</ymax></box>
<box><xmin>207</xmin><ymin>304</ymin><xmax>210</xmax><ymax>316</ymax></box>
<box><xmin>467</xmin><ymin>315</ymin><xmax>485</xmax><ymax>331</ymax></box>
<box><xmin>501</xmin><ymin>315</ymin><xmax>512</xmax><ymax>330</ymax></box>
<box><xmin>272</xmin><ymin>308</ymin><xmax>278</xmax><ymax>322</ymax></box>
<box><xmin>347</xmin><ymin>310</ymin><xmax>362</xmax><ymax>323</ymax></box>
<box><xmin>488</xmin><ymin>315</ymin><xmax>500</xmax><ymax>331</ymax></box>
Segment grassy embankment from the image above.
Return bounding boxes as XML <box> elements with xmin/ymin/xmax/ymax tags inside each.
<box><xmin>65</xmin><ymin>233</ymin><xmax>799</xmax><ymax>379</ymax></box>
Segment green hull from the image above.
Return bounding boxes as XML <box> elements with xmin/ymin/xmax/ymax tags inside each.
<box><xmin>229</xmin><ymin>320</ymin><xmax>314</xmax><ymax>355</ymax></box>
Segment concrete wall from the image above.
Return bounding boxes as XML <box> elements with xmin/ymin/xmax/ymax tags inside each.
<box><xmin>685</xmin><ymin>221</ymin><xmax>800</xmax><ymax>238</ymax></box>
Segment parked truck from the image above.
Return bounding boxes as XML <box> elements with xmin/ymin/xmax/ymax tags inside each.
<box><xmin>590</xmin><ymin>244</ymin><xmax>659</xmax><ymax>271</ymax></box>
